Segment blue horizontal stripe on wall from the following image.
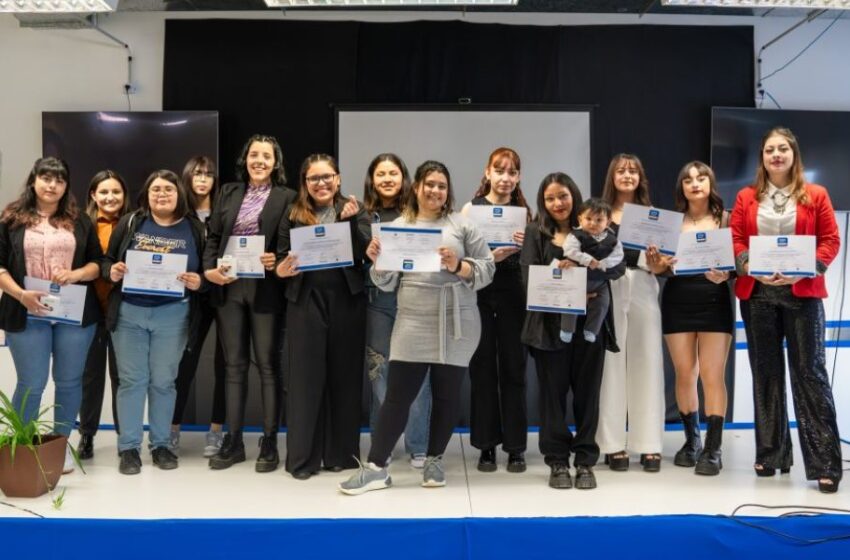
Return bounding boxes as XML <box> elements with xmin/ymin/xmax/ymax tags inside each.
<box><xmin>735</xmin><ymin>320</ymin><xmax>850</xmax><ymax>329</ymax></box>
<box><xmin>735</xmin><ymin>340</ymin><xmax>850</xmax><ymax>350</ymax></box>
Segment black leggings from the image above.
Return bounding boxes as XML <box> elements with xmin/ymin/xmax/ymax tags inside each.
<box><xmin>78</xmin><ymin>323</ymin><xmax>119</xmax><ymax>435</ymax></box>
<box><xmin>368</xmin><ymin>361</ymin><xmax>465</xmax><ymax>467</ymax></box>
<box><xmin>217</xmin><ymin>280</ymin><xmax>282</xmax><ymax>435</ymax></box>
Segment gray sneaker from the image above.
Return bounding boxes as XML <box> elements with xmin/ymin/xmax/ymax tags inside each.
<box><xmin>422</xmin><ymin>456</ymin><xmax>446</xmax><ymax>487</ymax></box>
<box><xmin>203</xmin><ymin>431</ymin><xmax>224</xmax><ymax>458</ymax></box>
<box><xmin>338</xmin><ymin>459</ymin><xmax>392</xmax><ymax>496</ymax></box>
<box><xmin>169</xmin><ymin>428</ymin><xmax>180</xmax><ymax>454</ymax></box>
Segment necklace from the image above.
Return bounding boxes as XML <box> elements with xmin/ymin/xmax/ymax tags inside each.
<box><xmin>687</xmin><ymin>212</ymin><xmax>711</xmax><ymax>226</ymax></box>
<box><xmin>770</xmin><ymin>190</ymin><xmax>790</xmax><ymax>215</ymax></box>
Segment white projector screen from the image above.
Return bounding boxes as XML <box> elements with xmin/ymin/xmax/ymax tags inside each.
<box><xmin>336</xmin><ymin>107</ymin><xmax>593</xmax><ymax>207</ymax></box>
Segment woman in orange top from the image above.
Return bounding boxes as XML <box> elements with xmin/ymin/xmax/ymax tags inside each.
<box><xmin>77</xmin><ymin>170</ymin><xmax>131</xmax><ymax>460</ymax></box>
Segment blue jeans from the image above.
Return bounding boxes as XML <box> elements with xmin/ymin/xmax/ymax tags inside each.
<box><xmin>112</xmin><ymin>300</ymin><xmax>189</xmax><ymax>452</ymax></box>
<box><xmin>366</xmin><ymin>287</ymin><xmax>431</xmax><ymax>455</ymax></box>
<box><xmin>7</xmin><ymin>320</ymin><xmax>97</xmax><ymax>437</ymax></box>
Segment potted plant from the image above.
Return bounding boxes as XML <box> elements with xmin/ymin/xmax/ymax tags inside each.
<box><xmin>0</xmin><ymin>390</ymin><xmax>80</xmax><ymax>508</ymax></box>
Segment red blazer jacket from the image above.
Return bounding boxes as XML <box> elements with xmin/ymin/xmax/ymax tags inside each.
<box><xmin>730</xmin><ymin>183</ymin><xmax>840</xmax><ymax>300</ymax></box>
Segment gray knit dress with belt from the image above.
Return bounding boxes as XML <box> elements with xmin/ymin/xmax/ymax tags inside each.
<box><xmin>370</xmin><ymin>212</ymin><xmax>495</xmax><ymax>367</ymax></box>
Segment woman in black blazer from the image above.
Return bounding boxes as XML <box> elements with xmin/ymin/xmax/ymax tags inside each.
<box><xmin>276</xmin><ymin>153</ymin><xmax>370</xmax><ymax>479</ymax></box>
<box><xmin>203</xmin><ymin>134</ymin><xmax>296</xmax><ymax>473</ymax></box>
<box><xmin>0</xmin><ymin>157</ymin><xmax>103</xmax><ymax>474</ymax></box>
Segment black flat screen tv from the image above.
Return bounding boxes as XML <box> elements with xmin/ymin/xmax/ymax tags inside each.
<box><xmin>42</xmin><ymin>111</ymin><xmax>218</xmax><ymax>205</ymax></box>
<box><xmin>711</xmin><ymin>107</ymin><xmax>850</xmax><ymax>211</ymax></box>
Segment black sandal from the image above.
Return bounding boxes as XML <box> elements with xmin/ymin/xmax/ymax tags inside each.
<box><xmin>754</xmin><ymin>463</ymin><xmax>791</xmax><ymax>477</ymax></box>
<box><xmin>818</xmin><ymin>477</ymin><xmax>839</xmax><ymax>494</ymax></box>
<box><xmin>640</xmin><ymin>453</ymin><xmax>661</xmax><ymax>473</ymax></box>
<box><xmin>604</xmin><ymin>451</ymin><xmax>629</xmax><ymax>472</ymax></box>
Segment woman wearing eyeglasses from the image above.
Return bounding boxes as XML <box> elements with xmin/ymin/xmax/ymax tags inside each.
<box><xmin>170</xmin><ymin>156</ymin><xmax>227</xmax><ymax>458</ymax></box>
<box><xmin>104</xmin><ymin>170</ymin><xmax>205</xmax><ymax>474</ymax></box>
<box><xmin>204</xmin><ymin>135</ymin><xmax>296</xmax><ymax>473</ymax></box>
<box><xmin>276</xmin><ymin>153</ymin><xmax>371</xmax><ymax>480</ymax></box>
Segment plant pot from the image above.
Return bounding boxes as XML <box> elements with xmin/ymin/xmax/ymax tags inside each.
<box><xmin>0</xmin><ymin>434</ymin><xmax>66</xmax><ymax>498</ymax></box>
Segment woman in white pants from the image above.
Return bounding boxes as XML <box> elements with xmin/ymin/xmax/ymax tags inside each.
<box><xmin>596</xmin><ymin>154</ymin><xmax>666</xmax><ymax>472</ymax></box>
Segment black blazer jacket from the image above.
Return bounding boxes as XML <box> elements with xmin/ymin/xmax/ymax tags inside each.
<box><xmin>0</xmin><ymin>214</ymin><xmax>103</xmax><ymax>332</ymax></box>
<box><xmin>276</xmin><ymin>197</ymin><xmax>371</xmax><ymax>304</ymax></box>
<box><xmin>202</xmin><ymin>182</ymin><xmax>297</xmax><ymax>313</ymax></box>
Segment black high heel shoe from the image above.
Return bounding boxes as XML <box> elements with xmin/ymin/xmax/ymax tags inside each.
<box><xmin>604</xmin><ymin>451</ymin><xmax>629</xmax><ymax>471</ymax></box>
<box><xmin>753</xmin><ymin>464</ymin><xmax>791</xmax><ymax>477</ymax></box>
<box><xmin>640</xmin><ymin>453</ymin><xmax>661</xmax><ymax>473</ymax></box>
<box><xmin>818</xmin><ymin>478</ymin><xmax>839</xmax><ymax>494</ymax></box>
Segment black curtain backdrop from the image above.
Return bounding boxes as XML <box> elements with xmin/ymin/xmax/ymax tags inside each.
<box><xmin>163</xmin><ymin>19</ymin><xmax>753</xmax><ymax>428</ymax></box>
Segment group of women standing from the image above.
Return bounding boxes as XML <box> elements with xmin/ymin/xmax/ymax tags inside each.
<box><xmin>0</xmin><ymin>126</ymin><xmax>842</xmax><ymax>494</ymax></box>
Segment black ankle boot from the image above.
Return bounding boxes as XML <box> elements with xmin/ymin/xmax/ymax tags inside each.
<box><xmin>209</xmin><ymin>432</ymin><xmax>245</xmax><ymax>470</ymax></box>
<box><xmin>673</xmin><ymin>411</ymin><xmax>702</xmax><ymax>467</ymax></box>
<box><xmin>255</xmin><ymin>434</ymin><xmax>279</xmax><ymax>473</ymax></box>
<box><xmin>695</xmin><ymin>415</ymin><xmax>723</xmax><ymax>476</ymax></box>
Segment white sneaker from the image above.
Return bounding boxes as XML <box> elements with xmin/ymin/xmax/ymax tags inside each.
<box><xmin>422</xmin><ymin>456</ymin><xmax>446</xmax><ymax>487</ymax></box>
<box><xmin>410</xmin><ymin>453</ymin><xmax>426</xmax><ymax>469</ymax></box>
<box><xmin>203</xmin><ymin>430</ymin><xmax>224</xmax><ymax>458</ymax></box>
<box><xmin>62</xmin><ymin>446</ymin><xmax>75</xmax><ymax>474</ymax></box>
<box><xmin>169</xmin><ymin>428</ymin><xmax>180</xmax><ymax>454</ymax></box>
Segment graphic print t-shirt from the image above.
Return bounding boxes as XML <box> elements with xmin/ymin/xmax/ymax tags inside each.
<box><xmin>122</xmin><ymin>217</ymin><xmax>198</xmax><ymax>307</ymax></box>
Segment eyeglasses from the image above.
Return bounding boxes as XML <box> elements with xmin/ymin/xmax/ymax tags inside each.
<box><xmin>150</xmin><ymin>185</ymin><xmax>177</xmax><ymax>195</ymax></box>
<box><xmin>305</xmin><ymin>173</ymin><xmax>337</xmax><ymax>186</ymax></box>
<box><xmin>193</xmin><ymin>171</ymin><xmax>215</xmax><ymax>178</ymax></box>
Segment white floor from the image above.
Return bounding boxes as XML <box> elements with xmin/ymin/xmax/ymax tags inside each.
<box><xmin>1</xmin><ymin>429</ymin><xmax>847</xmax><ymax>520</ymax></box>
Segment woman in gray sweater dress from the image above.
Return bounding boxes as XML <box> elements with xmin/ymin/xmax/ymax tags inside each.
<box><xmin>339</xmin><ymin>160</ymin><xmax>495</xmax><ymax>494</ymax></box>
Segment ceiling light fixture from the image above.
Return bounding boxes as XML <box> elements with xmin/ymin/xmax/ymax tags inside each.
<box><xmin>264</xmin><ymin>0</ymin><xmax>518</xmax><ymax>7</ymax></box>
<box><xmin>0</xmin><ymin>0</ymin><xmax>117</xmax><ymax>12</ymax></box>
<box><xmin>661</xmin><ymin>0</ymin><xmax>850</xmax><ymax>9</ymax></box>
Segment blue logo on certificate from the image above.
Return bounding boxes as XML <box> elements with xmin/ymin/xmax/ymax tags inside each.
<box><xmin>696</xmin><ymin>232</ymin><xmax>707</xmax><ymax>242</ymax></box>
<box><xmin>49</xmin><ymin>283</ymin><xmax>61</xmax><ymax>294</ymax></box>
<box><xmin>777</xmin><ymin>237</ymin><xmax>788</xmax><ymax>247</ymax></box>
<box><xmin>493</xmin><ymin>208</ymin><xmax>503</xmax><ymax>218</ymax></box>
<box><xmin>648</xmin><ymin>209</ymin><xmax>660</xmax><ymax>221</ymax></box>
<box><xmin>403</xmin><ymin>259</ymin><xmax>414</xmax><ymax>270</ymax></box>
<box><xmin>152</xmin><ymin>254</ymin><xmax>163</xmax><ymax>264</ymax></box>
<box><xmin>552</xmin><ymin>269</ymin><xmax>562</xmax><ymax>279</ymax></box>
<box><xmin>239</xmin><ymin>237</ymin><xmax>247</xmax><ymax>248</ymax></box>
<box><xmin>315</xmin><ymin>226</ymin><xmax>326</xmax><ymax>238</ymax></box>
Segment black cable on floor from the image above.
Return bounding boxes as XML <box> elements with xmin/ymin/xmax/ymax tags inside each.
<box><xmin>723</xmin><ymin>503</ymin><xmax>850</xmax><ymax>545</ymax></box>
<box><xmin>0</xmin><ymin>501</ymin><xmax>45</xmax><ymax>518</ymax></box>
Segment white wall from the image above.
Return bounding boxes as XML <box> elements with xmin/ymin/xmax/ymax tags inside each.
<box><xmin>2</xmin><ymin>9</ymin><xmax>849</xmax><ymax>431</ymax></box>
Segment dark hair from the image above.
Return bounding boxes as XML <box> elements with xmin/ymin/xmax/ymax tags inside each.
<box><xmin>601</xmin><ymin>153</ymin><xmax>651</xmax><ymax>207</ymax></box>
<box><xmin>402</xmin><ymin>160</ymin><xmax>455</xmax><ymax>222</ymax></box>
<box><xmin>137</xmin><ymin>169</ymin><xmax>191</xmax><ymax>219</ymax></box>
<box><xmin>578</xmin><ymin>197</ymin><xmax>612</xmax><ymax>219</ymax></box>
<box><xmin>1</xmin><ymin>157</ymin><xmax>77</xmax><ymax>231</ymax></box>
<box><xmin>535</xmin><ymin>172</ymin><xmax>583</xmax><ymax>239</ymax></box>
<box><xmin>755</xmin><ymin>126</ymin><xmax>808</xmax><ymax>205</ymax></box>
<box><xmin>363</xmin><ymin>153</ymin><xmax>411</xmax><ymax>214</ymax></box>
<box><xmin>473</xmin><ymin>147</ymin><xmax>532</xmax><ymax>221</ymax></box>
<box><xmin>235</xmin><ymin>134</ymin><xmax>287</xmax><ymax>186</ymax></box>
<box><xmin>290</xmin><ymin>154</ymin><xmax>342</xmax><ymax>226</ymax></box>
<box><xmin>674</xmin><ymin>161</ymin><xmax>724</xmax><ymax>224</ymax></box>
<box><xmin>86</xmin><ymin>170</ymin><xmax>130</xmax><ymax>222</ymax></box>
<box><xmin>182</xmin><ymin>156</ymin><xmax>218</xmax><ymax>212</ymax></box>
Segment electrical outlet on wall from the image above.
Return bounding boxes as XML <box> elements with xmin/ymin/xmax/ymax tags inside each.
<box><xmin>124</xmin><ymin>84</ymin><xmax>138</xmax><ymax>95</ymax></box>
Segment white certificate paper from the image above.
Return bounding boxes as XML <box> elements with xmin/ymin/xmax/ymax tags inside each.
<box><xmin>24</xmin><ymin>276</ymin><xmax>87</xmax><ymax>325</ymax></box>
<box><xmin>748</xmin><ymin>235</ymin><xmax>817</xmax><ymax>277</ymax></box>
<box><xmin>373</xmin><ymin>225</ymin><xmax>442</xmax><ymax>272</ymax></box>
<box><xmin>223</xmin><ymin>235</ymin><xmax>266</xmax><ymax>278</ymax></box>
<box><xmin>466</xmin><ymin>205</ymin><xmax>526</xmax><ymax>247</ymax></box>
<box><xmin>673</xmin><ymin>229</ymin><xmax>735</xmax><ymax>275</ymax></box>
<box><xmin>526</xmin><ymin>265</ymin><xmax>587</xmax><ymax>315</ymax></box>
<box><xmin>290</xmin><ymin>222</ymin><xmax>354</xmax><ymax>271</ymax></box>
<box><xmin>122</xmin><ymin>250</ymin><xmax>188</xmax><ymax>297</ymax></box>
<box><xmin>618</xmin><ymin>203</ymin><xmax>684</xmax><ymax>256</ymax></box>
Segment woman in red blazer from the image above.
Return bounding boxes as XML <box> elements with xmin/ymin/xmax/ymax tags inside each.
<box><xmin>730</xmin><ymin>127</ymin><xmax>842</xmax><ymax>493</ymax></box>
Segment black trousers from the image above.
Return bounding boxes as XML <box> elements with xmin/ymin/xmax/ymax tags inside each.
<box><xmin>369</xmin><ymin>361</ymin><xmax>465</xmax><ymax>467</ymax></box>
<box><xmin>217</xmin><ymin>279</ymin><xmax>282</xmax><ymax>435</ymax></box>
<box><xmin>740</xmin><ymin>285</ymin><xmax>843</xmax><ymax>481</ymax></box>
<box><xmin>468</xmin><ymin>272</ymin><xmax>528</xmax><ymax>453</ymax></box>
<box><xmin>172</xmin><ymin>302</ymin><xmax>226</xmax><ymax>426</ymax></box>
<box><xmin>530</xmin><ymin>317</ymin><xmax>606</xmax><ymax>467</ymax></box>
<box><xmin>78</xmin><ymin>323</ymin><xmax>119</xmax><ymax>435</ymax></box>
<box><xmin>285</xmin><ymin>271</ymin><xmax>366</xmax><ymax>475</ymax></box>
